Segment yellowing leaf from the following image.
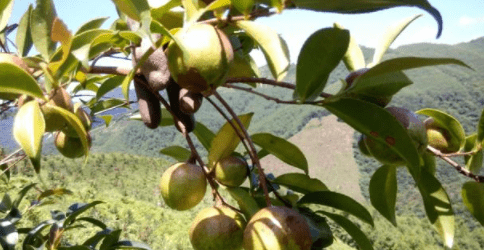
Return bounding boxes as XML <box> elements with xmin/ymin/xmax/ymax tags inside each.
<box><xmin>0</xmin><ymin>57</ymin><xmax>45</xmax><ymax>100</ymax></box>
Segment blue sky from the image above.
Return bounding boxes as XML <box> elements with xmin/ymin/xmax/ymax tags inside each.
<box><xmin>8</xmin><ymin>0</ymin><xmax>484</xmax><ymax>66</ymax></box>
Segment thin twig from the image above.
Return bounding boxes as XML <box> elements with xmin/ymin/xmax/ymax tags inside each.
<box><xmin>201</xmin><ymin>9</ymin><xmax>277</xmax><ymax>25</ymax></box>
<box><xmin>0</xmin><ymin>148</ymin><xmax>23</xmax><ymax>166</ymax></box>
<box><xmin>427</xmin><ymin>145</ymin><xmax>484</xmax><ymax>182</ymax></box>
<box><xmin>224</xmin><ymin>84</ymin><xmax>324</xmax><ymax>104</ymax></box>
<box><xmin>86</xmin><ymin>66</ymin><xmax>137</xmax><ymax>76</ymax></box>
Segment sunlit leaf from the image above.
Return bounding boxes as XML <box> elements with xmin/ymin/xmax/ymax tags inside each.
<box><xmin>90</xmin><ymin>98</ymin><xmax>128</xmax><ymax>115</ymax></box>
<box><xmin>76</xmin><ymin>17</ymin><xmax>109</xmax><ymax>35</ymax></box>
<box><xmin>111</xmin><ymin>0</ymin><xmax>150</xmax><ymax>22</ymax></box>
<box><xmin>225</xmin><ymin>187</ymin><xmax>260</xmax><ymax>219</ymax></box>
<box><xmin>13</xmin><ymin>101</ymin><xmax>45</xmax><ymax>173</ymax></box>
<box><xmin>416</xmin><ymin>108</ymin><xmax>466</xmax><ymax>151</ymax></box>
<box><xmin>417</xmin><ymin>170</ymin><xmax>454</xmax><ymax>248</ymax></box>
<box><xmin>96</xmin><ymin>75</ymin><xmax>125</xmax><ymax>100</ymax></box>
<box><xmin>16</xmin><ymin>5</ymin><xmax>33</xmax><ymax>57</ymax></box>
<box><xmin>334</xmin><ymin>22</ymin><xmax>365</xmax><ymax>71</ymax></box>
<box><xmin>369</xmin><ymin>165</ymin><xmax>397</xmax><ymax>226</ymax></box>
<box><xmin>71</xmin><ymin>29</ymin><xmax>113</xmax><ymax>68</ymax></box>
<box><xmin>159</xmin><ymin>146</ymin><xmax>191</xmax><ymax>162</ymax></box>
<box><xmin>298</xmin><ymin>191</ymin><xmax>374</xmax><ymax>226</ymax></box>
<box><xmin>251</xmin><ymin>133</ymin><xmax>308</xmax><ymax>174</ymax></box>
<box><xmin>295</xmin><ymin>27</ymin><xmax>349</xmax><ymax>101</ymax></box>
<box><xmin>0</xmin><ymin>0</ymin><xmax>14</xmax><ymax>34</ymax></box>
<box><xmin>99</xmin><ymin>115</ymin><xmax>113</xmax><ymax>127</ymax></box>
<box><xmin>0</xmin><ymin>57</ymin><xmax>45</xmax><ymax>100</ymax></box>
<box><xmin>462</xmin><ymin>182</ymin><xmax>484</xmax><ymax>227</ymax></box>
<box><xmin>463</xmin><ymin>134</ymin><xmax>483</xmax><ymax>174</ymax></box>
<box><xmin>31</xmin><ymin>0</ymin><xmax>57</xmax><ymax>60</ymax></box>
<box><xmin>37</xmin><ymin>188</ymin><xmax>73</xmax><ymax>201</ymax></box>
<box><xmin>232</xmin><ymin>0</ymin><xmax>254</xmax><ymax>16</ymax></box>
<box><xmin>273</xmin><ymin>173</ymin><xmax>327</xmax><ymax>194</ymax></box>
<box><xmin>235</xmin><ymin>21</ymin><xmax>290</xmax><ymax>81</ymax></box>
<box><xmin>477</xmin><ymin>108</ymin><xmax>484</xmax><ymax>144</ymax></box>
<box><xmin>208</xmin><ymin>113</ymin><xmax>253</xmax><ymax>168</ymax></box>
<box><xmin>318</xmin><ymin>210</ymin><xmax>374</xmax><ymax>250</ymax></box>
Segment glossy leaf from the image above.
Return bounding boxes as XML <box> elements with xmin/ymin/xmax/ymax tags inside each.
<box><xmin>0</xmin><ymin>193</ymin><xmax>12</xmax><ymax>212</ymax></box>
<box><xmin>90</xmin><ymin>98</ymin><xmax>128</xmax><ymax>115</ymax></box>
<box><xmin>100</xmin><ymin>229</ymin><xmax>122</xmax><ymax>250</ymax></box>
<box><xmin>159</xmin><ymin>146</ymin><xmax>191</xmax><ymax>162</ymax></box>
<box><xmin>298</xmin><ymin>191</ymin><xmax>374</xmax><ymax>226</ymax></box>
<box><xmin>324</xmin><ymin>98</ymin><xmax>420</xmax><ymax>180</ymax></box>
<box><xmin>417</xmin><ymin>170</ymin><xmax>454</xmax><ymax>248</ymax></box>
<box><xmin>295</xmin><ymin>27</ymin><xmax>349</xmax><ymax>101</ymax></box>
<box><xmin>416</xmin><ymin>108</ymin><xmax>466</xmax><ymax>151</ymax></box>
<box><xmin>0</xmin><ymin>59</ymin><xmax>45</xmax><ymax>100</ymax></box>
<box><xmin>71</xmin><ymin>29</ymin><xmax>113</xmax><ymax>68</ymax></box>
<box><xmin>227</xmin><ymin>51</ymin><xmax>260</xmax><ymax>80</ymax></box>
<box><xmin>193</xmin><ymin>122</ymin><xmax>215</xmax><ymax>151</ymax></box>
<box><xmin>208</xmin><ymin>113</ymin><xmax>253</xmax><ymax>168</ymax></box>
<box><xmin>16</xmin><ymin>5</ymin><xmax>33</xmax><ymax>57</ymax></box>
<box><xmin>273</xmin><ymin>173</ymin><xmax>327</xmax><ymax>194</ymax></box>
<box><xmin>225</xmin><ymin>187</ymin><xmax>260</xmax><ymax>219</ymax></box>
<box><xmin>76</xmin><ymin>217</ymin><xmax>107</xmax><ymax>230</ymax></box>
<box><xmin>96</xmin><ymin>75</ymin><xmax>125</xmax><ymax>100</ymax></box>
<box><xmin>318</xmin><ymin>210</ymin><xmax>374</xmax><ymax>250</ymax></box>
<box><xmin>334</xmin><ymin>22</ymin><xmax>365</xmax><ymax>71</ymax></box>
<box><xmin>76</xmin><ymin>17</ymin><xmax>109</xmax><ymax>35</ymax></box>
<box><xmin>346</xmin><ymin>70</ymin><xmax>412</xmax><ymax>97</ymax></box>
<box><xmin>462</xmin><ymin>182</ymin><xmax>484</xmax><ymax>227</ymax></box>
<box><xmin>235</xmin><ymin>21</ymin><xmax>290</xmax><ymax>81</ymax></box>
<box><xmin>370</xmin><ymin>15</ymin><xmax>422</xmax><ymax>66</ymax></box>
<box><xmin>205</xmin><ymin>0</ymin><xmax>232</xmax><ymax>11</ymax></box>
<box><xmin>290</xmin><ymin>0</ymin><xmax>442</xmax><ymax>38</ymax></box>
<box><xmin>31</xmin><ymin>0</ymin><xmax>57</xmax><ymax>60</ymax></box>
<box><xmin>463</xmin><ymin>134</ymin><xmax>483</xmax><ymax>174</ymax></box>
<box><xmin>37</xmin><ymin>188</ymin><xmax>73</xmax><ymax>201</ymax></box>
<box><xmin>298</xmin><ymin>207</ymin><xmax>333</xmax><ymax>248</ymax></box>
<box><xmin>252</xmin><ymin>133</ymin><xmax>308</xmax><ymax>174</ymax></box>
<box><xmin>0</xmin><ymin>163</ymin><xmax>9</xmax><ymax>182</ymax></box>
<box><xmin>369</xmin><ymin>165</ymin><xmax>397</xmax><ymax>226</ymax></box>
<box><xmin>421</xmin><ymin>151</ymin><xmax>437</xmax><ymax>176</ymax></box>
<box><xmin>13</xmin><ymin>183</ymin><xmax>36</xmax><ymax>208</ymax></box>
<box><xmin>13</xmin><ymin>101</ymin><xmax>45</xmax><ymax>173</ymax></box>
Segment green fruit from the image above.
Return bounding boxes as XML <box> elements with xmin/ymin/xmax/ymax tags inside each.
<box><xmin>424</xmin><ymin>118</ymin><xmax>460</xmax><ymax>153</ymax></box>
<box><xmin>41</xmin><ymin>87</ymin><xmax>74</xmax><ymax>132</ymax></box>
<box><xmin>214</xmin><ymin>156</ymin><xmax>248</xmax><ymax>187</ymax></box>
<box><xmin>243</xmin><ymin>206</ymin><xmax>312</xmax><ymax>250</ymax></box>
<box><xmin>160</xmin><ymin>162</ymin><xmax>206</xmax><ymax>210</ymax></box>
<box><xmin>54</xmin><ymin>131</ymin><xmax>91</xmax><ymax>159</ymax></box>
<box><xmin>363</xmin><ymin>106</ymin><xmax>428</xmax><ymax>166</ymax></box>
<box><xmin>166</xmin><ymin>23</ymin><xmax>234</xmax><ymax>93</ymax></box>
<box><xmin>189</xmin><ymin>206</ymin><xmax>246</xmax><ymax>250</ymax></box>
<box><xmin>64</xmin><ymin>103</ymin><xmax>93</xmax><ymax>137</ymax></box>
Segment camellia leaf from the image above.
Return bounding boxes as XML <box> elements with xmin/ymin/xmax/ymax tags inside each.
<box><xmin>251</xmin><ymin>133</ymin><xmax>308</xmax><ymax>174</ymax></box>
<box><xmin>96</xmin><ymin>75</ymin><xmax>125</xmax><ymax>100</ymax></box>
<box><xmin>232</xmin><ymin>0</ymin><xmax>254</xmax><ymax>16</ymax></box>
<box><xmin>99</xmin><ymin>115</ymin><xmax>113</xmax><ymax>127</ymax></box>
<box><xmin>334</xmin><ymin>22</ymin><xmax>365</xmax><ymax>72</ymax></box>
<box><xmin>0</xmin><ymin>0</ymin><xmax>14</xmax><ymax>34</ymax></box>
<box><xmin>417</xmin><ymin>170</ymin><xmax>454</xmax><ymax>248</ymax></box>
<box><xmin>369</xmin><ymin>165</ymin><xmax>397</xmax><ymax>226</ymax></box>
<box><xmin>193</xmin><ymin>122</ymin><xmax>215</xmax><ymax>151</ymax></box>
<box><xmin>76</xmin><ymin>17</ymin><xmax>109</xmax><ymax>35</ymax></box>
<box><xmin>13</xmin><ymin>101</ymin><xmax>45</xmax><ymax>174</ymax></box>
<box><xmin>370</xmin><ymin>15</ymin><xmax>422</xmax><ymax>67</ymax></box>
<box><xmin>65</xmin><ymin>201</ymin><xmax>104</xmax><ymax>226</ymax></box>
<box><xmin>462</xmin><ymin>182</ymin><xmax>484</xmax><ymax>227</ymax></box>
<box><xmin>317</xmin><ymin>210</ymin><xmax>374</xmax><ymax>250</ymax></box>
<box><xmin>235</xmin><ymin>21</ymin><xmax>290</xmax><ymax>81</ymax></box>
<box><xmin>298</xmin><ymin>191</ymin><xmax>374</xmax><ymax>226</ymax></box>
<box><xmin>295</xmin><ymin>27</ymin><xmax>349</xmax><ymax>102</ymax></box>
<box><xmin>90</xmin><ymin>98</ymin><xmax>128</xmax><ymax>115</ymax></box>
<box><xmin>273</xmin><ymin>173</ymin><xmax>328</xmax><ymax>194</ymax></box>
<box><xmin>0</xmin><ymin>56</ymin><xmax>45</xmax><ymax>100</ymax></box>
<box><xmin>70</xmin><ymin>29</ymin><xmax>113</xmax><ymax>68</ymax></box>
<box><xmin>289</xmin><ymin>0</ymin><xmax>442</xmax><ymax>38</ymax></box>
<box><xmin>463</xmin><ymin>134</ymin><xmax>483</xmax><ymax>174</ymax></box>
<box><xmin>205</xmin><ymin>0</ymin><xmax>232</xmax><ymax>11</ymax></box>
<box><xmin>113</xmin><ymin>241</ymin><xmax>152</xmax><ymax>250</ymax></box>
<box><xmin>16</xmin><ymin>5</ymin><xmax>34</xmax><ymax>57</ymax></box>
<box><xmin>159</xmin><ymin>146</ymin><xmax>191</xmax><ymax>162</ymax></box>
<box><xmin>477</xmin><ymin>108</ymin><xmax>484</xmax><ymax>144</ymax></box>
<box><xmin>225</xmin><ymin>187</ymin><xmax>260</xmax><ymax>219</ymax></box>
<box><xmin>416</xmin><ymin>108</ymin><xmax>466</xmax><ymax>151</ymax></box>
<box><xmin>324</xmin><ymin>98</ymin><xmax>421</xmax><ymax>180</ymax></box>
<box><xmin>111</xmin><ymin>0</ymin><xmax>150</xmax><ymax>22</ymax></box>
<box><xmin>208</xmin><ymin>113</ymin><xmax>253</xmax><ymax>168</ymax></box>
<box><xmin>31</xmin><ymin>0</ymin><xmax>57</xmax><ymax>60</ymax></box>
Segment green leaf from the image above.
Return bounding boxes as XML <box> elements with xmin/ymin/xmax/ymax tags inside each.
<box><xmin>235</xmin><ymin>21</ymin><xmax>290</xmax><ymax>81</ymax></box>
<box><xmin>417</xmin><ymin>170</ymin><xmax>454</xmax><ymax>248</ymax></box>
<box><xmin>477</xmin><ymin>108</ymin><xmax>484</xmax><ymax>144</ymax></box>
<box><xmin>100</xmin><ymin>229</ymin><xmax>122</xmax><ymax>250</ymax></box>
<box><xmin>463</xmin><ymin>134</ymin><xmax>483</xmax><ymax>174</ymax></box>
<box><xmin>13</xmin><ymin>101</ymin><xmax>45</xmax><ymax>173</ymax></box>
<box><xmin>290</xmin><ymin>0</ymin><xmax>443</xmax><ymax>38</ymax></box>
<box><xmin>0</xmin><ymin>0</ymin><xmax>13</xmax><ymax>33</ymax></box>
<box><xmin>369</xmin><ymin>165</ymin><xmax>397</xmax><ymax>226</ymax></box>
<box><xmin>65</xmin><ymin>201</ymin><xmax>104</xmax><ymax>226</ymax></box>
<box><xmin>31</xmin><ymin>0</ymin><xmax>57</xmax><ymax>60</ymax></box>
<box><xmin>37</xmin><ymin>188</ymin><xmax>73</xmax><ymax>201</ymax></box>
<box><xmin>76</xmin><ymin>17</ymin><xmax>109</xmax><ymax>35</ymax></box>
<box><xmin>159</xmin><ymin>146</ymin><xmax>191</xmax><ymax>162</ymax></box>
<box><xmin>225</xmin><ymin>187</ymin><xmax>260</xmax><ymax>219</ymax></box>
<box><xmin>205</xmin><ymin>0</ymin><xmax>232</xmax><ymax>11</ymax></box>
<box><xmin>96</xmin><ymin>75</ymin><xmax>125</xmax><ymax>100</ymax></box>
<box><xmin>334</xmin><ymin>22</ymin><xmax>365</xmax><ymax>72</ymax></box>
<box><xmin>76</xmin><ymin>217</ymin><xmax>107</xmax><ymax>230</ymax></box>
<box><xmin>208</xmin><ymin>113</ymin><xmax>253</xmax><ymax>168</ymax></box>
<box><xmin>462</xmin><ymin>182</ymin><xmax>484</xmax><ymax>227</ymax></box>
<box><xmin>71</xmin><ymin>29</ymin><xmax>113</xmax><ymax>68</ymax></box>
<box><xmin>370</xmin><ymin>15</ymin><xmax>422</xmax><ymax>66</ymax></box>
<box><xmin>421</xmin><ymin>151</ymin><xmax>437</xmax><ymax>176</ymax></box>
<box><xmin>16</xmin><ymin>5</ymin><xmax>34</xmax><ymax>57</ymax></box>
<box><xmin>273</xmin><ymin>173</ymin><xmax>328</xmax><ymax>194</ymax></box>
<box><xmin>298</xmin><ymin>207</ymin><xmax>333</xmax><ymax>248</ymax></box>
<box><xmin>317</xmin><ymin>210</ymin><xmax>374</xmax><ymax>250</ymax></box>
<box><xmin>227</xmin><ymin>52</ymin><xmax>260</xmax><ymax>80</ymax></box>
<box><xmin>193</xmin><ymin>122</ymin><xmax>215</xmax><ymax>151</ymax></box>
<box><xmin>232</xmin><ymin>0</ymin><xmax>254</xmax><ymax>16</ymax></box>
<box><xmin>416</xmin><ymin>108</ymin><xmax>466</xmax><ymax>151</ymax></box>
<box><xmin>113</xmin><ymin>241</ymin><xmax>153</xmax><ymax>250</ymax></box>
<box><xmin>346</xmin><ymin>70</ymin><xmax>412</xmax><ymax>97</ymax></box>
<box><xmin>100</xmin><ymin>115</ymin><xmax>113</xmax><ymax>127</ymax></box>
<box><xmin>324</xmin><ymin>98</ymin><xmax>420</xmax><ymax>180</ymax></box>
<box><xmin>0</xmin><ymin>163</ymin><xmax>9</xmax><ymax>182</ymax></box>
<box><xmin>0</xmin><ymin>58</ymin><xmax>45</xmax><ymax>100</ymax></box>
<box><xmin>111</xmin><ymin>0</ymin><xmax>150</xmax><ymax>22</ymax></box>
<box><xmin>298</xmin><ymin>191</ymin><xmax>374</xmax><ymax>226</ymax></box>
<box><xmin>295</xmin><ymin>27</ymin><xmax>349</xmax><ymax>102</ymax></box>
<box><xmin>90</xmin><ymin>98</ymin><xmax>128</xmax><ymax>115</ymax></box>
<box><xmin>251</xmin><ymin>133</ymin><xmax>308</xmax><ymax>174</ymax></box>
<box><xmin>13</xmin><ymin>183</ymin><xmax>37</xmax><ymax>208</ymax></box>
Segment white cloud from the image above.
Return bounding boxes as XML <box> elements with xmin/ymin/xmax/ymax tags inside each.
<box><xmin>459</xmin><ymin>15</ymin><xmax>484</xmax><ymax>26</ymax></box>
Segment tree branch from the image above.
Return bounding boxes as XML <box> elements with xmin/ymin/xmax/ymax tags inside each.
<box><xmin>427</xmin><ymin>145</ymin><xmax>484</xmax><ymax>182</ymax></box>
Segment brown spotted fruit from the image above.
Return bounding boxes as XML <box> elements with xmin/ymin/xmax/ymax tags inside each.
<box><xmin>189</xmin><ymin>206</ymin><xmax>246</xmax><ymax>250</ymax></box>
<box><xmin>159</xmin><ymin>162</ymin><xmax>206</xmax><ymax>211</ymax></box>
<box><xmin>166</xmin><ymin>23</ymin><xmax>233</xmax><ymax>93</ymax></box>
<box><xmin>243</xmin><ymin>206</ymin><xmax>312</xmax><ymax>250</ymax></box>
<box><xmin>424</xmin><ymin>118</ymin><xmax>461</xmax><ymax>153</ymax></box>
<box><xmin>363</xmin><ymin>107</ymin><xmax>428</xmax><ymax>166</ymax></box>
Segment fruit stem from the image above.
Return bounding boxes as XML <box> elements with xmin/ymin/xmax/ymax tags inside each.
<box><xmin>212</xmin><ymin>91</ymin><xmax>272</xmax><ymax>207</ymax></box>
<box><xmin>427</xmin><ymin>145</ymin><xmax>484</xmax><ymax>182</ymax></box>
